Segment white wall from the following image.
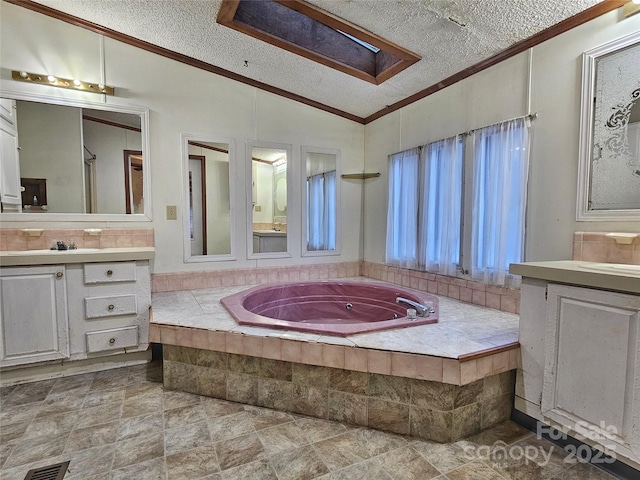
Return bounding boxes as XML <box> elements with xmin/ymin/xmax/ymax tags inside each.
<box><xmin>82</xmin><ymin>120</ymin><xmax>142</xmax><ymax>214</ymax></box>
<box><xmin>0</xmin><ymin>2</ymin><xmax>365</xmax><ymax>273</ymax></box>
<box><xmin>363</xmin><ymin>9</ymin><xmax>640</xmax><ymax>265</ymax></box>
<box><xmin>16</xmin><ymin>101</ymin><xmax>84</xmax><ymax>213</ymax></box>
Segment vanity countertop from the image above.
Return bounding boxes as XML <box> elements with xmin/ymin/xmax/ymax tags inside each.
<box><xmin>0</xmin><ymin>247</ymin><xmax>155</xmax><ymax>267</ymax></box>
<box><xmin>510</xmin><ymin>260</ymin><xmax>640</xmax><ymax>294</ymax></box>
<box><xmin>252</xmin><ymin>230</ymin><xmax>286</xmax><ymax>236</ymax></box>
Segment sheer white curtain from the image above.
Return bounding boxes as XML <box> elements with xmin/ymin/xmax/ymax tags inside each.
<box><xmin>418</xmin><ymin>136</ymin><xmax>463</xmax><ymax>276</ymax></box>
<box><xmin>471</xmin><ymin>117</ymin><xmax>531</xmax><ymax>287</ymax></box>
<box><xmin>306</xmin><ymin>171</ymin><xmax>336</xmax><ymax>251</ymax></box>
<box><xmin>385</xmin><ymin>147</ymin><xmax>420</xmax><ymax>268</ymax></box>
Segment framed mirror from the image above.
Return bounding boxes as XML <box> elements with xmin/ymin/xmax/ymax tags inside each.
<box><xmin>247</xmin><ymin>142</ymin><xmax>291</xmax><ymax>258</ymax></box>
<box><xmin>0</xmin><ymin>91</ymin><xmax>151</xmax><ymax>221</ymax></box>
<box><xmin>577</xmin><ymin>31</ymin><xmax>640</xmax><ymax>221</ymax></box>
<box><xmin>182</xmin><ymin>134</ymin><xmax>235</xmax><ymax>262</ymax></box>
<box><xmin>302</xmin><ymin>146</ymin><xmax>340</xmax><ymax>256</ymax></box>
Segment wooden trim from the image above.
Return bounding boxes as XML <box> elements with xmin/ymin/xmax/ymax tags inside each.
<box><xmin>458</xmin><ymin>342</ymin><xmax>520</xmax><ymax>362</ymax></box>
<box><xmin>5</xmin><ymin>0</ymin><xmax>365</xmax><ymax>124</ymax></box>
<box><xmin>276</xmin><ymin>0</ymin><xmax>418</xmax><ymax>61</ymax></box>
<box><xmin>83</xmin><ymin>115</ymin><xmax>141</xmax><ymax>132</ymax></box>
<box><xmin>188</xmin><ymin>154</ymin><xmax>207</xmax><ymax>255</ymax></box>
<box><xmin>189</xmin><ymin>141</ymin><xmax>229</xmax><ymax>154</ymax></box>
<box><xmin>123</xmin><ymin>150</ymin><xmax>142</xmax><ymax>215</ymax></box>
<box><xmin>219</xmin><ymin>0</ymin><xmax>420</xmax><ymax>85</ymax></box>
<box><xmin>6</xmin><ymin>0</ymin><xmax>626</xmax><ymax>125</ymax></box>
<box><xmin>252</xmin><ymin>157</ymin><xmax>277</xmax><ymax>165</ymax></box>
<box><xmin>364</xmin><ymin>0</ymin><xmax>628</xmax><ymax>123</ymax></box>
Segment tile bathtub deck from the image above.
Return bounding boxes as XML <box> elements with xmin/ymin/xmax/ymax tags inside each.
<box><xmin>150</xmin><ymin>278</ymin><xmax>520</xmax><ymax>359</ymax></box>
<box><xmin>0</xmin><ymin>363</ymin><xmax>616</xmax><ymax>480</ymax></box>
<box><xmin>150</xmin><ymin>278</ymin><xmax>521</xmax><ymax>385</ymax></box>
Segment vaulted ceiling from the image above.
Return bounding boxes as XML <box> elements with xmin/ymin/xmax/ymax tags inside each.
<box><xmin>26</xmin><ymin>0</ymin><xmax>620</xmax><ymax>122</ymax></box>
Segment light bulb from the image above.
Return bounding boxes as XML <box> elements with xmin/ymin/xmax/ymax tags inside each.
<box><xmin>47</xmin><ymin>75</ymin><xmax>56</xmax><ymax>82</ymax></box>
<box><xmin>73</xmin><ymin>79</ymin><xmax>81</xmax><ymax>86</ymax></box>
<box><xmin>19</xmin><ymin>71</ymin><xmax>28</xmax><ymax>78</ymax></box>
<box><xmin>633</xmin><ymin>0</ymin><xmax>640</xmax><ymax>5</ymax></box>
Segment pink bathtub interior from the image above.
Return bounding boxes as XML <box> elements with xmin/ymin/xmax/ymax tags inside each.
<box><xmin>220</xmin><ymin>281</ymin><xmax>438</xmax><ymax>336</ymax></box>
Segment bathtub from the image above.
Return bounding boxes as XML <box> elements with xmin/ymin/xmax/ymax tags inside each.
<box><xmin>220</xmin><ymin>281</ymin><xmax>438</xmax><ymax>336</ymax></box>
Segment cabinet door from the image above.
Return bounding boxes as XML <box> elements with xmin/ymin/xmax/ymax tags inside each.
<box><xmin>0</xmin><ymin>98</ymin><xmax>16</xmax><ymax>124</ymax></box>
<box><xmin>1</xmin><ymin>99</ymin><xmax>22</xmax><ymax>211</ymax></box>
<box><xmin>542</xmin><ymin>284</ymin><xmax>640</xmax><ymax>455</ymax></box>
<box><xmin>0</xmin><ymin>265</ymin><xmax>69</xmax><ymax>367</ymax></box>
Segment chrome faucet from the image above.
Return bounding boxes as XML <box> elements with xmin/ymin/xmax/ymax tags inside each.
<box><xmin>396</xmin><ymin>297</ymin><xmax>433</xmax><ymax>317</ymax></box>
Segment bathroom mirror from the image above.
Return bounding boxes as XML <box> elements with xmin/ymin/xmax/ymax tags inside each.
<box><xmin>182</xmin><ymin>134</ymin><xmax>235</xmax><ymax>262</ymax></box>
<box><xmin>302</xmin><ymin>146</ymin><xmax>340</xmax><ymax>256</ymax></box>
<box><xmin>0</xmin><ymin>92</ymin><xmax>151</xmax><ymax>221</ymax></box>
<box><xmin>248</xmin><ymin>142</ymin><xmax>291</xmax><ymax>258</ymax></box>
<box><xmin>576</xmin><ymin>31</ymin><xmax>640</xmax><ymax>221</ymax></box>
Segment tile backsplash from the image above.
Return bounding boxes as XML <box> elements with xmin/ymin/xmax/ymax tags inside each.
<box><xmin>0</xmin><ymin>228</ymin><xmax>154</xmax><ymax>251</ymax></box>
<box><xmin>573</xmin><ymin>231</ymin><xmax>640</xmax><ymax>264</ymax></box>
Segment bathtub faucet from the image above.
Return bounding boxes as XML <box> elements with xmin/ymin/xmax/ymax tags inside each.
<box><xmin>395</xmin><ymin>297</ymin><xmax>432</xmax><ymax>317</ymax></box>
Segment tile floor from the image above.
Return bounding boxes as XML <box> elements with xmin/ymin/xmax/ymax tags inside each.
<box><xmin>0</xmin><ymin>362</ymin><xmax>616</xmax><ymax>480</ymax></box>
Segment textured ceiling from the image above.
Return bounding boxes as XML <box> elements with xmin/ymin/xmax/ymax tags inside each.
<box><xmin>33</xmin><ymin>0</ymin><xmax>603</xmax><ymax>119</ymax></box>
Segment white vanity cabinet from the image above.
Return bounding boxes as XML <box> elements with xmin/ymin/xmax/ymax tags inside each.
<box><xmin>0</xmin><ymin>249</ymin><xmax>153</xmax><ymax>374</ymax></box>
<box><xmin>0</xmin><ymin>265</ymin><xmax>69</xmax><ymax>367</ymax></box>
<box><xmin>66</xmin><ymin>260</ymin><xmax>151</xmax><ymax>359</ymax></box>
<box><xmin>512</xmin><ymin>261</ymin><xmax>640</xmax><ymax>467</ymax></box>
<box><xmin>542</xmin><ymin>284</ymin><xmax>640</xmax><ymax>455</ymax></box>
<box><xmin>252</xmin><ymin>231</ymin><xmax>287</xmax><ymax>253</ymax></box>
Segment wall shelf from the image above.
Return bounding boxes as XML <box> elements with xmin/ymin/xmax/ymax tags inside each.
<box><xmin>341</xmin><ymin>173</ymin><xmax>380</xmax><ymax>179</ymax></box>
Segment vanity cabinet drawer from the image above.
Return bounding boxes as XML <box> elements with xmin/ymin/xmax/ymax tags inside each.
<box><xmin>84</xmin><ymin>262</ymin><xmax>136</xmax><ymax>284</ymax></box>
<box><xmin>86</xmin><ymin>326</ymin><xmax>138</xmax><ymax>353</ymax></box>
<box><xmin>85</xmin><ymin>294</ymin><xmax>137</xmax><ymax>319</ymax></box>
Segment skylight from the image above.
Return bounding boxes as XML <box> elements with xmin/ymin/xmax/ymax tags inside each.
<box><xmin>217</xmin><ymin>0</ymin><xmax>420</xmax><ymax>85</ymax></box>
<box><xmin>337</xmin><ymin>30</ymin><xmax>380</xmax><ymax>53</ymax></box>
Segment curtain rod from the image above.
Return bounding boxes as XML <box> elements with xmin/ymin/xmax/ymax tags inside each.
<box><xmin>390</xmin><ymin>112</ymin><xmax>538</xmax><ymax>157</ymax></box>
<box><xmin>463</xmin><ymin>112</ymin><xmax>538</xmax><ymax>136</ymax></box>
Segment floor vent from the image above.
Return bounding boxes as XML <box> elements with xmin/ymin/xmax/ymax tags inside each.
<box><xmin>23</xmin><ymin>461</ymin><xmax>70</xmax><ymax>480</ymax></box>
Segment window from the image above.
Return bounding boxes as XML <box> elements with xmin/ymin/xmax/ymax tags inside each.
<box><xmin>386</xmin><ymin>117</ymin><xmax>531</xmax><ymax>287</ymax></box>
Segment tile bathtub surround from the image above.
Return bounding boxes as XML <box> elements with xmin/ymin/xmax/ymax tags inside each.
<box><xmin>151</xmin><ymin>261</ymin><xmax>521</xmax><ymax>314</ymax></box>
<box><xmin>0</xmin><ymin>363</ymin><xmax>613</xmax><ymax>480</ymax></box>
<box><xmin>151</xmin><ymin>261</ymin><xmax>361</xmax><ymax>292</ymax></box>
<box><xmin>0</xmin><ymin>228</ymin><xmax>154</xmax><ymax>251</ymax></box>
<box><xmin>152</xmin><ymin>322</ymin><xmax>520</xmax><ymax>387</ymax></box>
<box><xmin>163</xmin><ymin>345</ymin><xmax>516</xmax><ymax>443</ymax></box>
<box><xmin>573</xmin><ymin>231</ymin><xmax>640</xmax><ymax>264</ymax></box>
<box><xmin>362</xmin><ymin>261</ymin><xmax>521</xmax><ymax>315</ymax></box>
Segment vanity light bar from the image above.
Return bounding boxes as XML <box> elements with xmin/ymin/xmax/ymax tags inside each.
<box><xmin>11</xmin><ymin>70</ymin><xmax>114</xmax><ymax>95</ymax></box>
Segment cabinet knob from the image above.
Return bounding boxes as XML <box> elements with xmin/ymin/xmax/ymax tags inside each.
<box><xmin>109</xmin><ymin>338</ymin><xmax>116</xmax><ymax>345</ymax></box>
<box><xmin>56</xmin><ymin>272</ymin><xmax>63</xmax><ymax>278</ymax></box>
<box><xmin>108</xmin><ymin>304</ymin><xmax>115</xmax><ymax>311</ymax></box>
<box><xmin>106</xmin><ymin>269</ymin><xmax>113</xmax><ymax>276</ymax></box>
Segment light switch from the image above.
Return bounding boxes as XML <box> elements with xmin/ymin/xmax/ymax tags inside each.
<box><xmin>166</xmin><ymin>205</ymin><xmax>177</xmax><ymax>220</ymax></box>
